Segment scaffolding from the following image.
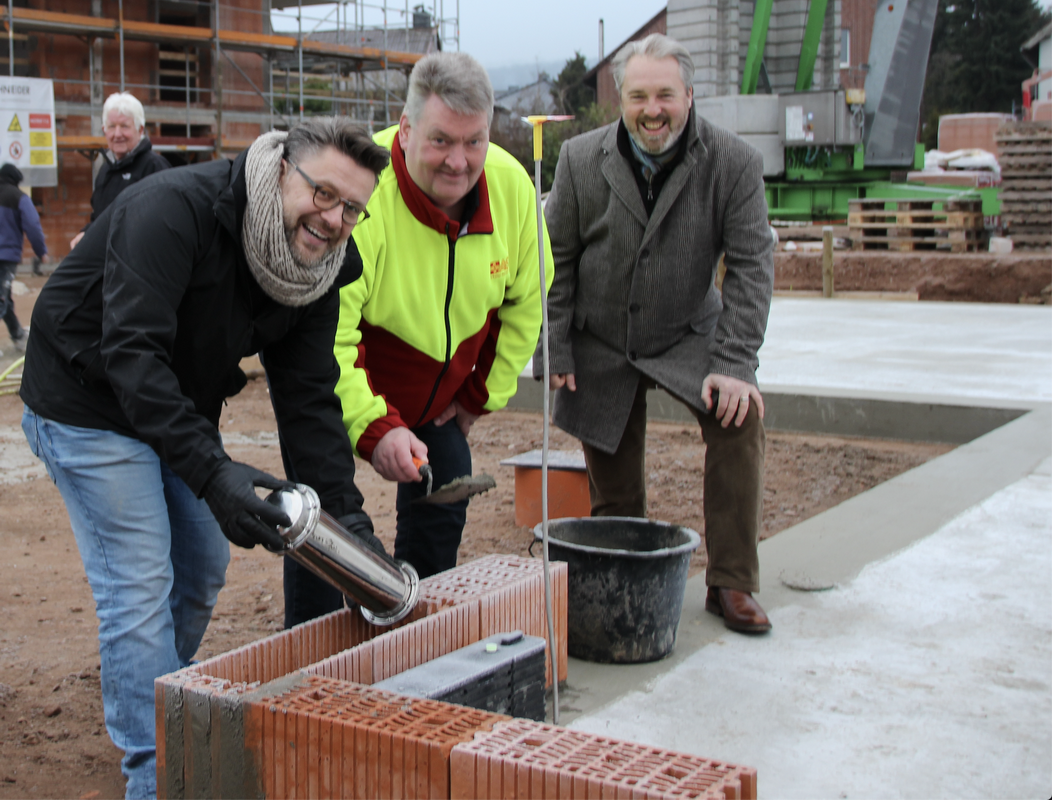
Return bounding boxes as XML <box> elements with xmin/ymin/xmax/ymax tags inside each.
<box><xmin>0</xmin><ymin>0</ymin><xmax>459</xmax><ymax>160</ymax></box>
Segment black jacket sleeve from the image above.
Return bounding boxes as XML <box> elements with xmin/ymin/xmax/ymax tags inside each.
<box><xmin>97</xmin><ymin>181</ymin><xmax>229</xmax><ymax>495</ymax></box>
<box><xmin>264</xmin><ymin>286</ymin><xmax>370</xmax><ymax>527</ymax></box>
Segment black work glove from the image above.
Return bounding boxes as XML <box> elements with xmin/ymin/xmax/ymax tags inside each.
<box><xmin>337</xmin><ymin>512</ymin><xmax>387</xmax><ymax>557</ymax></box>
<box><xmin>202</xmin><ymin>460</ymin><xmax>294</xmax><ymax>551</ymax></box>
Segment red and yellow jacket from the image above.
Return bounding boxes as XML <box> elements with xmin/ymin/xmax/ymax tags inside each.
<box><xmin>335</xmin><ymin>125</ymin><xmax>553</xmax><ymax>461</ymax></box>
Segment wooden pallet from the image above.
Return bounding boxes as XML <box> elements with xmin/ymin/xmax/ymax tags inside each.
<box><xmin>848</xmin><ymin>198</ymin><xmax>987</xmax><ymax>252</ymax></box>
<box><xmin>995</xmin><ymin>122</ymin><xmax>1052</xmax><ymax>250</ymax></box>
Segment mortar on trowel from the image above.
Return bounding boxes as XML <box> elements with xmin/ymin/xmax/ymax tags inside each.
<box><xmin>264</xmin><ymin>484</ymin><xmax>419</xmax><ymax>626</ymax></box>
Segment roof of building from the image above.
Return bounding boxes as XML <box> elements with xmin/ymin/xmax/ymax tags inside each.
<box><xmin>1021</xmin><ymin>20</ymin><xmax>1052</xmax><ymax>54</ymax></box>
<box><xmin>583</xmin><ymin>7</ymin><xmax>668</xmax><ymax>89</ymax></box>
<box><xmin>495</xmin><ymin>78</ymin><xmax>556</xmax><ymax>114</ymax></box>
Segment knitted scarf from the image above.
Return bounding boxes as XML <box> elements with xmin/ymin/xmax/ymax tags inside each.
<box><xmin>242</xmin><ymin>131</ymin><xmax>347</xmax><ymax>307</ymax></box>
<box><xmin>627</xmin><ymin>129</ymin><xmax>683</xmax><ymax>183</ymax></box>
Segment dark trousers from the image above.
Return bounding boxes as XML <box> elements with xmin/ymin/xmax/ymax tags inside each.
<box><xmin>393</xmin><ymin>418</ymin><xmax>471</xmax><ymax>578</ymax></box>
<box><xmin>0</xmin><ymin>260</ymin><xmax>23</xmax><ymax>340</ymax></box>
<box><xmin>282</xmin><ymin>418</ymin><xmax>472</xmax><ymax>629</ymax></box>
<box><xmin>581</xmin><ymin>379</ymin><xmax>766</xmax><ymax>593</ymax></box>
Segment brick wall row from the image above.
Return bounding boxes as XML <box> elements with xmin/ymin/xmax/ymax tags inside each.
<box><xmin>156</xmin><ymin>554</ymin><xmax>755</xmax><ymax>800</ymax></box>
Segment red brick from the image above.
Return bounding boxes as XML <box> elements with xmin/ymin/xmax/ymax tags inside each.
<box><xmin>245</xmin><ymin>677</ymin><xmax>509</xmax><ymax>799</ymax></box>
<box><xmin>449</xmin><ymin>719</ymin><xmax>757</xmax><ymax>800</ymax></box>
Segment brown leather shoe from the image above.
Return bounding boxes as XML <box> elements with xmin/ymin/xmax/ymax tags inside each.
<box><xmin>706</xmin><ymin>586</ymin><xmax>772</xmax><ymax>634</ymax></box>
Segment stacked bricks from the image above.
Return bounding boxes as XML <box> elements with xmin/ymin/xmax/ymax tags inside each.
<box><xmin>995</xmin><ymin>121</ymin><xmax>1052</xmax><ymax>250</ymax></box>
<box><xmin>244</xmin><ymin>675</ymin><xmax>510</xmax><ymax>799</ymax></box>
<box><xmin>307</xmin><ymin>602</ymin><xmax>483</xmax><ymax>685</ymax></box>
<box><xmin>157</xmin><ymin>555</ymin><xmax>568</xmax><ymax>797</ymax></box>
<box><xmin>157</xmin><ymin>554</ymin><xmax>756</xmax><ymax>798</ymax></box>
<box><xmin>450</xmin><ymin>719</ymin><xmax>757</xmax><ymax>800</ymax></box>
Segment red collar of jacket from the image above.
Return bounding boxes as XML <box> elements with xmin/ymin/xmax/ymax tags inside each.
<box><xmin>390</xmin><ymin>133</ymin><xmax>494</xmax><ymax>239</ymax></box>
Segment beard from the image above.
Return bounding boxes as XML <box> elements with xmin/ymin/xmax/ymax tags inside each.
<box><xmin>627</xmin><ymin>113</ymin><xmax>689</xmax><ymax>155</ymax></box>
<box><xmin>283</xmin><ymin>213</ymin><xmax>336</xmax><ymax>270</ymax></box>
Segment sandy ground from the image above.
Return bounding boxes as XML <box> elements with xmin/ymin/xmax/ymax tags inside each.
<box><xmin>0</xmin><ymin>273</ymin><xmax>953</xmax><ymax>799</ymax></box>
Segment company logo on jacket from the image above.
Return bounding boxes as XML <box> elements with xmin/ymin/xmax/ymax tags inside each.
<box><xmin>489</xmin><ymin>257</ymin><xmax>508</xmax><ymax>277</ymax></box>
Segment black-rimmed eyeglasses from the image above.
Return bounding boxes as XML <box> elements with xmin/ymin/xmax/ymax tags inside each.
<box><xmin>286</xmin><ymin>158</ymin><xmax>370</xmax><ymax>227</ymax></box>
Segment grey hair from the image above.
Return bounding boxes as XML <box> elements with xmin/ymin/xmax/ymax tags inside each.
<box><xmin>283</xmin><ymin>116</ymin><xmax>391</xmax><ymax>184</ymax></box>
<box><xmin>611</xmin><ymin>33</ymin><xmax>695</xmax><ymax>96</ymax></box>
<box><xmin>403</xmin><ymin>52</ymin><xmax>494</xmax><ymax>126</ymax></box>
<box><xmin>102</xmin><ymin>92</ymin><xmax>146</xmax><ymax>131</ymax></box>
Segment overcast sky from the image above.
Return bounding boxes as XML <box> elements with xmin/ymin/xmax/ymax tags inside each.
<box><xmin>272</xmin><ymin>0</ymin><xmax>667</xmax><ymax>70</ymax></box>
<box><xmin>454</xmin><ymin>0</ymin><xmax>666</xmax><ymax>68</ymax></box>
<box><xmin>273</xmin><ymin>0</ymin><xmax>1051</xmax><ymax>72</ymax></box>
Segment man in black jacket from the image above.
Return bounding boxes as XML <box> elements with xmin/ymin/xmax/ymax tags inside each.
<box><xmin>20</xmin><ymin>117</ymin><xmax>388</xmax><ymax>800</ymax></box>
<box><xmin>68</xmin><ymin>91</ymin><xmax>169</xmax><ymax>250</ymax></box>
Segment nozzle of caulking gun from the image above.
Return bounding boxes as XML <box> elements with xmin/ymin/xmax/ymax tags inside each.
<box><xmin>412</xmin><ymin>457</ymin><xmax>433</xmax><ymax>496</ymax></box>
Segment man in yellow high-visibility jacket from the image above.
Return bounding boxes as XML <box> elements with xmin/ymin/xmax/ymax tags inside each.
<box><xmin>283</xmin><ymin>51</ymin><xmax>553</xmax><ymax>625</ymax></box>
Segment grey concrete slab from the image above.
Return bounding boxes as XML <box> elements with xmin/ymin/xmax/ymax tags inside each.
<box><xmin>538</xmin><ymin>296</ymin><xmax>1052</xmax><ymax>797</ymax></box>
<box><xmin>755</xmin><ymin>298</ymin><xmax>1052</xmax><ymax>404</ymax></box>
<box><xmin>519</xmin><ymin>298</ymin><xmax>1052</xmax><ymax>442</ymax></box>
<box><xmin>555</xmin><ymin>405</ymin><xmax>1052</xmax><ymax>726</ymax></box>
<box><xmin>569</xmin><ymin>464</ymin><xmax>1051</xmax><ymax>799</ymax></box>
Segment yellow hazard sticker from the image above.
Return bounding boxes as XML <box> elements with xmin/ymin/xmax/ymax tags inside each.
<box><xmin>29</xmin><ymin>149</ymin><xmax>53</xmax><ymax>165</ymax></box>
<box><xmin>8</xmin><ymin>115</ymin><xmax>21</xmax><ymax>132</ymax></box>
<box><xmin>29</xmin><ymin>131</ymin><xmax>51</xmax><ymax>147</ymax></box>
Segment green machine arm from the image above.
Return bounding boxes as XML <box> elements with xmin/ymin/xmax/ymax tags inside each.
<box><xmin>741</xmin><ymin>0</ymin><xmax>774</xmax><ymax>95</ymax></box>
<box><xmin>796</xmin><ymin>0</ymin><xmax>831</xmax><ymax>92</ymax></box>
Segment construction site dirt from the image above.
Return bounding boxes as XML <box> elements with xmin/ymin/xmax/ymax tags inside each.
<box><xmin>774</xmin><ymin>249</ymin><xmax>1051</xmax><ymax>303</ymax></box>
<box><xmin>0</xmin><ymin>263</ymin><xmax>1007</xmax><ymax>800</ymax></box>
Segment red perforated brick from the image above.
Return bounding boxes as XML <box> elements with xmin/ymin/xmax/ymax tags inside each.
<box><xmin>419</xmin><ymin>555</ymin><xmax>545</xmax><ymax>606</ymax></box>
<box><xmin>190</xmin><ymin>608</ymin><xmax>369</xmax><ymax>685</ymax></box>
<box><xmin>244</xmin><ymin>675</ymin><xmax>510</xmax><ymax>798</ymax></box>
<box><xmin>419</xmin><ymin>556</ymin><xmax>568</xmax><ymax>684</ymax></box>
<box><xmin>159</xmin><ymin>554</ymin><xmax>575</xmax><ymax>797</ymax></box>
<box><xmin>449</xmin><ymin>719</ymin><xmax>757</xmax><ymax>800</ymax></box>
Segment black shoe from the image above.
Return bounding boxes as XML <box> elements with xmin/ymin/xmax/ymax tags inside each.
<box><xmin>12</xmin><ymin>327</ymin><xmax>28</xmax><ymax>353</ymax></box>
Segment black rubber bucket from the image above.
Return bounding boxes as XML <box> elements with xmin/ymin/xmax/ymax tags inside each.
<box><xmin>533</xmin><ymin>517</ymin><xmax>701</xmax><ymax>664</ymax></box>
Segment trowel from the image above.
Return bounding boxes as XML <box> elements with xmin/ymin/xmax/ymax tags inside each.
<box><xmin>412</xmin><ymin>457</ymin><xmax>496</xmax><ymax>504</ymax></box>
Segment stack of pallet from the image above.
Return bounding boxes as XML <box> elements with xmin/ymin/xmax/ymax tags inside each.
<box><xmin>848</xmin><ymin>197</ymin><xmax>987</xmax><ymax>252</ymax></box>
<box><xmin>995</xmin><ymin>121</ymin><xmax>1052</xmax><ymax>250</ymax></box>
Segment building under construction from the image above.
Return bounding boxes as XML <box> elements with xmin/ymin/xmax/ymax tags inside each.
<box><xmin>2</xmin><ymin>0</ymin><xmax>453</xmax><ymax>255</ymax></box>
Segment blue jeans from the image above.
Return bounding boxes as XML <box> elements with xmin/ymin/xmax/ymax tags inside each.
<box><xmin>22</xmin><ymin>407</ymin><xmax>229</xmax><ymax>800</ymax></box>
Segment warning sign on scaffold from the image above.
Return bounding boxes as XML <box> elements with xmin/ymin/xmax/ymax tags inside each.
<box><xmin>0</xmin><ymin>77</ymin><xmax>57</xmax><ymax>187</ymax></box>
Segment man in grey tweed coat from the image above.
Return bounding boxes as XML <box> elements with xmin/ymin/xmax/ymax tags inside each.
<box><xmin>536</xmin><ymin>33</ymin><xmax>775</xmax><ymax>633</ymax></box>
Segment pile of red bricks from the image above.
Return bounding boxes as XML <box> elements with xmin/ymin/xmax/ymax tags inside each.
<box><xmin>156</xmin><ymin>554</ymin><xmax>757</xmax><ymax>799</ymax></box>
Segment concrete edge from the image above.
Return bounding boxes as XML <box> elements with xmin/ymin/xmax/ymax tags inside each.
<box><xmin>556</xmin><ymin>404</ymin><xmax>1052</xmax><ymax>725</ymax></box>
<box><xmin>508</xmin><ymin>375</ymin><xmax>1039</xmax><ymax>444</ymax></box>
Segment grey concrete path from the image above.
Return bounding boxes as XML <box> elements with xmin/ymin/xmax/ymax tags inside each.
<box><xmin>552</xmin><ymin>298</ymin><xmax>1052</xmax><ymax>799</ymax></box>
<box><xmin>757</xmin><ymin>298</ymin><xmax>1052</xmax><ymax>404</ymax></box>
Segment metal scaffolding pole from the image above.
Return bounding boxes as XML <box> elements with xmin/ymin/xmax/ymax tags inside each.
<box><xmin>185</xmin><ymin>48</ymin><xmax>191</xmax><ymax>136</ymax></box>
<box><xmin>383</xmin><ymin>0</ymin><xmax>389</xmax><ymax>126</ymax></box>
<box><xmin>213</xmin><ymin>0</ymin><xmax>223</xmax><ymax>157</ymax></box>
<box><xmin>7</xmin><ymin>0</ymin><xmax>12</xmax><ymax>77</ymax></box>
<box><xmin>118</xmin><ymin>0</ymin><xmax>125</xmax><ymax>92</ymax></box>
<box><xmin>298</xmin><ymin>0</ymin><xmax>304</xmax><ymax>120</ymax></box>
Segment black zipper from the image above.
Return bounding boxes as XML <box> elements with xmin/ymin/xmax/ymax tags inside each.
<box><xmin>414</xmin><ymin>223</ymin><xmax>456</xmax><ymax>426</ymax></box>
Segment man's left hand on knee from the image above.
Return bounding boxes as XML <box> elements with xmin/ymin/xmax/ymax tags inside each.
<box><xmin>701</xmin><ymin>374</ymin><xmax>765</xmax><ymax>428</ymax></box>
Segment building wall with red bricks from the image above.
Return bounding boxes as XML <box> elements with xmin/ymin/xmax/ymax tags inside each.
<box><xmin>19</xmin><ymin>0</ymin><xmax>267</xmax><ymax>260</ymax></box>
